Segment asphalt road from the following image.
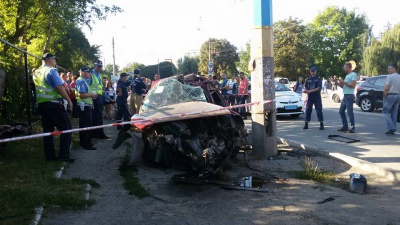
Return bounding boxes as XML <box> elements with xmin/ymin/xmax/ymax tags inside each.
<box><xmin>272</xmin><ymin>94</ymin><xmax>400</xmax><ymax>172</ymax></box>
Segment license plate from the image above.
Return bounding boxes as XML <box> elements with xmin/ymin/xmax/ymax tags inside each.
<box><xmin>284</xmin><ymin>105</ymin><xmax>297</xmax><ymax>110</ymax></box>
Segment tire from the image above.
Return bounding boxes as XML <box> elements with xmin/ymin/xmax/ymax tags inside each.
<box><xmin>360</xmin><ymin>97</ymin><xmax>374</xmax><ymax>112</ymax></box>
<box><xmin>290</xmin><ymin>114</ymin><xmax>301</xmax><ymax>118</ymax></box>
<box><xmin>332</xmin><ymin>94</ymin><xmax>341</xmax><ymax>103</ymax></box>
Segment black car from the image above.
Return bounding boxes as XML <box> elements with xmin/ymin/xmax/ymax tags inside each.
<box><xmin>356</xmin><ymin>75</ymin><xmax>387</xmax><ymax>112</ymax></box>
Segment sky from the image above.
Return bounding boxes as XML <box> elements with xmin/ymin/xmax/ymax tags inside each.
<box><xmin>82</xmin><ymin>0</ymin><xmax>400</xmax><ymax>70</ymax></box>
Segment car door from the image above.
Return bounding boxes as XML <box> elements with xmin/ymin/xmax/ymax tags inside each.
<box><xmin>373</xmin><ymin>76</ymin><xmax>386</xmax><ymax>108</ymax></box>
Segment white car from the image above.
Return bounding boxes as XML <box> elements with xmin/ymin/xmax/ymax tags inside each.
<box><xmin>275</xmin><ymin>82</ymin><xmax>304</xmax><ymax>118</ymax></box>
<box><xmin>330</xmin><ymin>86</ymin><xmax>344</xmax><ymax>103</ymax></box>
<box><xmin>329</xmin><ymin>81</ymin><xmax>362</xmax><ymax>103</ymax></box>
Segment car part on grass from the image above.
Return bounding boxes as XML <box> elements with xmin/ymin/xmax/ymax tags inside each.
<box><xmin>328</xmin><ymin>135</ymin><xmax>360</xmax><ymax>143</ymax></box>
<box><xmin>0</xmin><ymin>123</ymin><xmax>29</xmax><ymax>149</ymax></box>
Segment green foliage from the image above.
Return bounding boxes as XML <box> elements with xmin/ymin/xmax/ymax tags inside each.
<box><xmin>177</xmin><ymin>55</ymin><xmax>199</xmax><ymax>74</ymax></box>
<box><xmin>104</xmin><ymin>63</ymin><xmax>120</xmax><ymax>76</ymax></box>
<box><xmin>306</xmin><ymin>6</ymin><xmax>370</xmax><ymax>76</ymax></box>
<box><xmin>0</xmin><ymin>0</ymin><xmax>121</xmax><ymax>121</ymax></box>
<box><xmin>140</xmin><ymin>61</ymin><xmax>177</xmax><ymax>79</ymax></box>
<box><xmin>236</xmin><ymin>43</ymin><xmax>251</xmax><ymax>76</ymax></box>
<box><xmin>274</xmin><ymin>17</ymin><xmax>311</xmax><ymax>80</ymax></box>
<box><xmin>362</xmin><ymin>24</ymin><xmax>400</xmax><ymax>75</ymax></box>
<box><xmin>198</xmin><ymin>38</ymin><xmax>239</xmax><ymax>77</ymax></box>
<box><xmin>296</xmin><ymin>157</ymin><xmax>334</xmax><ymax>182</ymax></box>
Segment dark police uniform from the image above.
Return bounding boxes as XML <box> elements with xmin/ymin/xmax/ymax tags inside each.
<box><xmin>33</xmin><ymin>59</ymin><xmax>72</xmax><ymax>161</ymax></box>
<box><xmin>116</xmin><ymin>74</ymin><xmax>131</xmax><ymax>121</ymax></box>
<box><xmin>304</xmin><ymin>74</ymin><xmax>324</xmax><ymax>123</ymax></box>
<box><xmin>75</xmin><ymin>71</ymin><xmax>96</xmax><ymax>150</ymax></box>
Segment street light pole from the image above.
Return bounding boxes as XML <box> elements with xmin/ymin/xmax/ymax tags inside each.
<box><xmin>251</xmin><ymin>0</ymin><xmax>277</xmax><ymax>158</ymax></box>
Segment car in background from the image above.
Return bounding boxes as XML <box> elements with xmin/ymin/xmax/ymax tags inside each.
<box><xmin>355</xmin><ymin>75</ymin><xmax>386</xmax><ymax>112</ymax></box>
<box><xmin>330</xmin><ymin>81</ymin><xmax>363</xmax><ymax>103</ymax></box>
<box><xmin>275</xmin><ymin>82</ymin><xmax>304</xmax><ymax>118</ymax></box>
<box><xmin>275</xmin><ymin>77</ymin><xmax>290</xmax><ymax>88</ymax></box>
<box><xmin>330</xmin><ymin>86</ymin><xmax>344</xmax><ymax>103</ymax></box>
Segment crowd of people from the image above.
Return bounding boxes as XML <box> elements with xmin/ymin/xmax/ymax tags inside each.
<box><xmin>32</xmin><ymin>52</ymin><xmax>399</xmax><ymax>163</ymax></box>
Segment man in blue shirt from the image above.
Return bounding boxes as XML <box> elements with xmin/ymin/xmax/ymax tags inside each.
<box><xmin>91</xmin><ymin>60</ymin><xmax>110</xmax><ymax>139</ymax></box>
<box><xmin>34</xmin><ymin>53</ymin><xmax>73</xmax><ymax>162</ymax></box>
<box><xmin>116</xmin><ymin>73</ymin><xmax>131</xmax><ymax>122</ymax></box>
<box><xmin>76</xmin><ymin>66</ymin><xmax>98</xmax><ymax>150</ymax></box>
<box><xmin>220</xmin><ymin>73</ymin><xmax>229</xmax><ymax>102</ymax></box>
<box><xmin>303</xmin><ymin>66</ymin><xmax>324</xmax><ymax>130</ymax></box>
<box><xmin>332</xmin><ymin>62</ymin><xmax>358</xmax><ymax>133</ymax></box>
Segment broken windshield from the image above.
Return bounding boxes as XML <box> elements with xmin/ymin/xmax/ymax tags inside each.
<box><xmin>141</xmin><ymin>79</ymin><xmax>207</xmax><ymax>112</ymax></box>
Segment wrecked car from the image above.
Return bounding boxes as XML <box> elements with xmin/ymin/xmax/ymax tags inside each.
<box><xmin>114</xmin><ymin>74</ymin><xmax>247</xmax><ymax>176</ymax></box>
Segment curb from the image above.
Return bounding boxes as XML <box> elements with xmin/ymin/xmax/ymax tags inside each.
<box><xmin>278</xmin><ymin>137</ymin><xmax>400</xmax><ymax>183</ymax></box>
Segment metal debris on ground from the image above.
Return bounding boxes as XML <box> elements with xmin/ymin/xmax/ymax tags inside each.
<box><xmin>349</xmin><ymin>173</ymin><xmax>367</xmax><ymax>194</ymax></box>
<box><xmin>328</xmin><ymin>135</ymin><xmax>360</xmax><ymax>143</ymax></box>
<box><xmin>317</xmin><ymin>196</ymin><xmax>337</xmax><ymax>204</ymax></box>
<box><xmin>171</xmin><ymin>174</ymin><xmax>269</xmax><ymax>193</ymax></box>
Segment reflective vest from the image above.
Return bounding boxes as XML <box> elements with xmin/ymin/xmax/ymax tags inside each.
<box><xmin>91</xmin><ymin>71</ymin><xmax>103</xmax><ymax>95</ymax></box>
<box><xmin>75</xmin><ymin>77</ymin><xmax>93</xmax><ymax>105</ymax></box>
<box><xmin>33</xmin><ymin>65</ymin><xmax>62</xmax><ymax>103</ymax></box>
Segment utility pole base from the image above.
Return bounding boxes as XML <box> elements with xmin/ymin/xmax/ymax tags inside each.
<box><xmin>251</xmin><ymin>113</ymin><xmax>277</xmax><ymax>159</ymax></box>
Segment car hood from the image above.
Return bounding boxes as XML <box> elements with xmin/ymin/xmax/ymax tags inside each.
<box><xmin>140</xmin><ymin>101</ymin><xmax>231</xmax><ymax>123</ymax></box>
<box><xmin>276</xmin><ymin>91</ymin><xmax>301</xmax><ymax>100</ymax></box>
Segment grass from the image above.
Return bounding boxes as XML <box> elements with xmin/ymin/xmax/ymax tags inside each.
<box><xmin>296</xmin><ymin>156</ymin><xmax>335</xmax><ymax>182</ymax></box>
<box><xmin>0</xmin><ymin>123</ymin><xmax>98</xmax><ymax>225</ymax></box>
<box><xmin>296</xmin><ymin>157</ymin><xmax>349</xmax><ymax>189</ymax></box>
<box><xmin>118</xmin><ymin>150</ymin><xmax>150</xmax><ymax>199</ymax></box>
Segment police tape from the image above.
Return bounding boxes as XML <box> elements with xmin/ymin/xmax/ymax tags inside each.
<box><xmin>0</xmin><ymin>99</ymin><xmax>274</xmax><ymax>144</ymax></box>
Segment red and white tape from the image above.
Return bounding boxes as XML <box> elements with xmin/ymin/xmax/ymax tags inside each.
<box><xmin>0</xmin><ymin>99</ymin><xmax>274</xmax><ymax>144</ymax></box>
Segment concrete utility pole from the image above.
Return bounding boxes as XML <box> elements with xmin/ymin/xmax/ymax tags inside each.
<box><xmin>112</xmin><ymin>37</ymin><xmax>116</xmax><ymax>76</ymax></box>
<box><xmin>251</xmin><ymin>0</ymin><xmax>277</xmax><ymax>158</ymax></box>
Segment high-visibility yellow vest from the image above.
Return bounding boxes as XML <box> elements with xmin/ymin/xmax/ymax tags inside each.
<box><xmin>91</xmin><ymin>72</ymin><xmax>103</xmax><ymax>95</ymax></box>
<box><xmin>33</xmin><ymin>65</ymin><xmax>62</xmax><ymax>103</ymax></box>
<box><xmin>75</xmin><ymin>77</ymin><xmax>93</xmax><ymax>105</ymax></box>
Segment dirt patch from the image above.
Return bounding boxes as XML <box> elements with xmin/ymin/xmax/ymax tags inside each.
<box><xmin>43</xmin><ymin>128</ymin><xmax>400</xmax><ymax>225</ymax></box>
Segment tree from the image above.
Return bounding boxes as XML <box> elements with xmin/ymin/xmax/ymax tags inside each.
<box><xmin>198</xmin><ymin>38</ymin><xmax>239</xmax><ymax>77</ymax></box>
<box><xmin>0</xmin><ymin>0</ymin><xmax>122</xmax><ymax>121</ymax></box>
<box><xmin>236</xmin><ymin>43</ymin><xmax>250</xmax><ymax>76</ymax></box>
<box><xmin>121</xmin><ymin>62</ymin><xmax>146</xmax><ymax>74</ymax></box>
<box><xmin>274</xmin><ymin>17</ymin><xmax>311</xmax><ymax>80</ymax></box>
<box><xmin>306</xmin><ymin>6</ymin><xmax>370</xmax><ymax>76</ymax></box>
<box><xmin>103</xmin><ymin>63</ymin><xmax>120</xmax><ymax>76</ymax></box>
<box><xmin>177</xmin><ymin>55</ymin><xmax>199</xmax><ymax>74</ymax></box>
<box><xmin>140</xmin><ymin>61</ymin><xmax>177</xmax><ymax>79</ymax></box>
<box><xmin>362</xmin><ymin>23</ymin><xmax>400</xmax><ymax>76</ymax></box>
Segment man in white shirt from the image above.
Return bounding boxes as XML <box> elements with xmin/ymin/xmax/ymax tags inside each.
<box><xmin>383</xmin><ymin>64</ymin><xmax>400</xmax><ymax>135</ymax></box>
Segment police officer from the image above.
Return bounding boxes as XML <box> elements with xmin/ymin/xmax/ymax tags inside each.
<box><xmin>75</xmin><ymin>67</ymin><xmax>97</xmax><ymax>150</ymax></box>
<box><xmin>116</xmin><ymin>73</ymin><xmax>131</xmax><ymax>122</ymax></box>
<box><xmin>91</xmin><ymin>60</ymin><xmax>110</xmax><ymax>139</ymax></box>
<box><xmin>33</xmin><ymin>53</ymin><xmax>74</xmax><ymax>162</ymax></box>
<box><xmin>130</xmin><ymin>69</ymin><xmax>146</xmax><ymax>115</ymax></box>
<box><xmin>303</xmin><ymin>66</ymin><xmax>324</xmax><ymax>130</ymax></box>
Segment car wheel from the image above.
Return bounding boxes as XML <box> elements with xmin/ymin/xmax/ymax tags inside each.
<box><xmin>360</xmin><ymin>97</ymin><xmax>374</xmax><ymax>112</ymax></box>
<box><xmin>290</xmin><ymin>114</ymin><xmax>301</xmax><ymax>118</ymax></box>
<box><xmin>332</xmin><ymin>94</ymin><xmax>340</xmax><ymax>103</ymax></box>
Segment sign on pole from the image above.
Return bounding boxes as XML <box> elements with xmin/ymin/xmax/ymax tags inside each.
<box><xmin>208</xmin><ymin>59</ymin><xmax>213</xmax><ymax>75</ymax></box>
